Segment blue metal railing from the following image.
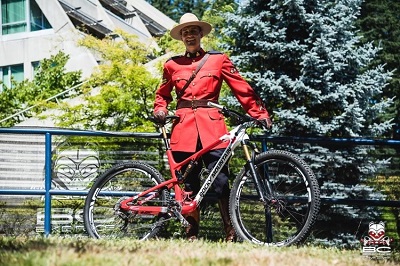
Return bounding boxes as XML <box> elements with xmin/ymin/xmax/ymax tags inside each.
<box><xmin>0</xmin><ymin>127</ymin><xmax>161</xmax><ymax>236</ymax></box>
<box><xmin>0</xmin><ymin>127</ymin><xmax>399</xmax><ymax>236</ymax></box>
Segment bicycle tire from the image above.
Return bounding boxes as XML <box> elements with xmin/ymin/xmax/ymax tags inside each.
<box><xmin>84</xmin><ymin>162</ymin><xmax>168</xmax><ymax>239</ymax></box>
<box><xmin>230</xmin><ymin>150</ymin><xmax>320</xmax><ymax>246</ymax></box>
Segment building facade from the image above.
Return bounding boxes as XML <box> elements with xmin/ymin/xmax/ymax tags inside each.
<box><xmin>0</xmin><ymin>0</ymin><xmax>175</xmax><ymax>88</ymax></box>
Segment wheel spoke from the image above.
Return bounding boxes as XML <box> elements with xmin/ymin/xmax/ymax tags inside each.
<box><xmin>230</xmin><ymin>150</ymin><xmax>320</xmax><ymax>246</ymax></box>
<box><xmin>84</xmin><ymin>162</ymin><xmax>168</xmax><ymax>240</ymax></box>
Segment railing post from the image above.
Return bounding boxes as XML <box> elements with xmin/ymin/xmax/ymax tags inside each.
<box><xmin>44</xmin><ymin>133</ymin><xmax>52</xmax><ymax>237</ymax></box>
<box><xmin>261</xmin><ymin>138</ymin><xmax>268</xmax><ymax>152</ymax></box>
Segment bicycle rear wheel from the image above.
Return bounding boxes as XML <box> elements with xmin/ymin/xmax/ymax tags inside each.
<box><xmin>230</xmin><ymin>150</ymin><xmax>320</xmax><ymax>246</ymax></box>
<box><xmin>84</xmin><ymin>162</ymin><xmax>168</xmax><ymax>239</ymax></box>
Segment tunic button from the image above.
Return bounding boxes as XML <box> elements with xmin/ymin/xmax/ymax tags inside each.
<box><xmin>192</xmin><ymin>82</ymin><xmax>195</xmax><ymax>86</ymax></box>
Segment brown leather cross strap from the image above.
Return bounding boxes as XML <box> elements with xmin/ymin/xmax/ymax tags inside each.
<box><xmin>176</xmin><ymin>53</ymin><xmax>210</xmax><ymax>99</ymax></box>
<box><xmin>176</xmin><ymin>99</ymin><xmax>217</xmax><ymax>109</ymax></box>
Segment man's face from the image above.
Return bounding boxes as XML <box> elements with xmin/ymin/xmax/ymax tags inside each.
<box><xmin>180</xmin><ymin>25</ymin><xmax>203</xmax><ymax>52</ymax></box>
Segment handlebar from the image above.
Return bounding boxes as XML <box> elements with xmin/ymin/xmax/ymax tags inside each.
<box><xmin>207</xmin><ymin>101</ymin><xmax>268</xmax><ymax>129</ymax></box>
<box><xmin>207</xmin><ymin>101</ymin><xmax>224</xmax><ymax>110</ymax></box>
<box><xmin>207</xmin><ymin>101</ymin><xmax>251</xmax><ymax>121</ymax></box>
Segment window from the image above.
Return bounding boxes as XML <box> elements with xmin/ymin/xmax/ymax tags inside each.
<box><xmin>1</xmin><ymin>0</ymin><xmax>26</xmax><ymax>34</ymax></box>
<box><xmin>1</xmin><ymin>64</ymin><xmax>24</xmax><ymax>89</ymax></box>
<box><xmin>1</xmin><ymin>0</ymin><xmax>51</xmax><ymax>35</ymax></box>
<box><xmin>32</xmin><ymin>61</ymin><xmax>40</xmax><ymax>76</ymax></box>
<box><xmin>30</xmin><ymin>0</ymin><xmax>51</xmax><ymax>31</ymax></box>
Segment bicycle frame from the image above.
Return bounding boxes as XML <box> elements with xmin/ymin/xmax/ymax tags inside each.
<box><xmin>119</xmin><ymin>121</ymin><xmax>252</xmax><ymax>217</ymax></box>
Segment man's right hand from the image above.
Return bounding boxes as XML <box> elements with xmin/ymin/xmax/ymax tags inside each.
<box><xmin>154</xmin><ymin>110</ymin><xmax>166</xmax><ymax>124</ymax></box>
<box><xmin>258</xmin><ymin>117</ymin><xmax>272</xmax><ymax>129</ymax></box>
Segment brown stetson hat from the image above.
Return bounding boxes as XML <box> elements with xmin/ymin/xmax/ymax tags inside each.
<box><xmin>170</xmin><ymin>13</ymin><xmax>212</xmax><ymax>40</ymax></box>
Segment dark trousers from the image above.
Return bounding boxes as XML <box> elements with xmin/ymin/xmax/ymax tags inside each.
<box><xmin>173</xmin><ymin>145</ymin><xmax>230</xmax><ymax>199</ymax></box>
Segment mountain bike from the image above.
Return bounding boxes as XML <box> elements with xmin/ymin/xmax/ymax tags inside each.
<box><xmin>83</xmin><ymin>102</ymin><xmax>321</xmax><ymax>246</ymax></box>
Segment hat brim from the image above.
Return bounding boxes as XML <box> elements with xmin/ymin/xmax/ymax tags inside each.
<box><xmin>170</xmin><ymin>21</ymin><xmax>212</xmax><ymax>40</ymax></box>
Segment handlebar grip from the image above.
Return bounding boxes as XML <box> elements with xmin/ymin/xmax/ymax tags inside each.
<box><xmin>207</xmin><ymin>101</ymin><xmax>224</xmax><ymax>110</ymax></box>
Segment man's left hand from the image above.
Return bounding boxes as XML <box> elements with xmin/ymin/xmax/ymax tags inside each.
<box><xmin>154</xmin><ymin>110</ymin><xmax>166</xmax><ymax>124</ymax></box>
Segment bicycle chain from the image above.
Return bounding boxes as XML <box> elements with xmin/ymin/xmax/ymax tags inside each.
<box><xmin>167</xmin><ymin>199</ymin><xmax>190</xmax><ymax>227</ymax></box>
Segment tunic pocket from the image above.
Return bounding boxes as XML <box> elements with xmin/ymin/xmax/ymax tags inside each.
<box><xmin>172</xmin><ymin>73</ymin><xmax>189</xmax><ymax>95</ymax></box>
<box><xmin>207</xmin><ymin>109</ymin><xmax>228</xmax><ymax>138</ymax></box>
<box><xmin>199</xmin><ymin>70</ymin><xmax>220</xmax><ymax>93</ymax></box>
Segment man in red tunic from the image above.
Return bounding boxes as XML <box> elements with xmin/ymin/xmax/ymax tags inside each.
<box><xmin>153</xmin><ymin>13</ymin><xmax>271</xmax><ymax>241</ymax></box>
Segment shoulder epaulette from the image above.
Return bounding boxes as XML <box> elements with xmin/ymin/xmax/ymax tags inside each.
<box><xmin>207</xmin><ymin>50</ymin><xmax>223</xmax><ymax>55</ymax></box>
<box><xmin>166</xmin><ymin>55</ymin><xmax>182</xmax><ymax>62</ymax></box>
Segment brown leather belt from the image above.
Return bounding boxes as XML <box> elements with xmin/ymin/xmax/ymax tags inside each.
<box><xmin>176</xmin><ymin>100</ymin><xmax>217</xmax><ymax>109</ymax></box>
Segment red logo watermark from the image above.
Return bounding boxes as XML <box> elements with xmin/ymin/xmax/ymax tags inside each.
<box><xmin>361</xmin><ymin>221</ymin><xmax>393</xmax><ymax>256</ymax></box>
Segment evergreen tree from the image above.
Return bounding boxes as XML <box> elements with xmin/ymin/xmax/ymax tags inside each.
<box><xmin>357</xmin><ymin>0</ymin><xmax>400</xmax><ymax>139</ymax></box>
<box><xmin>223</xmin><ymin>0</ymin><xmax>394</xmax><ymax>246</ymax></box>
<box><xmin>145</xmin><ymin>0</ymin><xmax>177</xmax><ymax>21</ymax></box>
<box><xmin>145</xmin><ymin>0</ymin><xmax>208</xmax><ymax>22</ymax></box>
<box><xmin>224</xmin><ymin>0</ymin><xmax>393</xmax><ymax>138</ymax></box>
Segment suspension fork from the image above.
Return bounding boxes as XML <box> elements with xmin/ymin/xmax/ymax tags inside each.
<box><xmin>242</xmin><ymin>139</ymin><xmax>275</xmax><ymax>242</ymax></box>
<box><xmin>242</xmin><ymin>140</ymin><xmax>274</xmax><ymax>203</ymax></box>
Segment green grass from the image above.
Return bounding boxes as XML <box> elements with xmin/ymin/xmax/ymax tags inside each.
<box><xmin>0</xmin><ymin>236</ymin><xmax>398</xmax><ymax>266</ymax></box>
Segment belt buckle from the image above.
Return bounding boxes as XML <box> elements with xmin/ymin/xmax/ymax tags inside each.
<box><xmin>191</xmin><ymin>100</ymin><xmax>196</xmax><ymax>109</ymax></box>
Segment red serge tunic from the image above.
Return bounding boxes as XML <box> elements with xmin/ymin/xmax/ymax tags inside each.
<box><xmin>154</xmin><ymin>49</ymin><xmax>270</xmax><ymax>153</ymax></box>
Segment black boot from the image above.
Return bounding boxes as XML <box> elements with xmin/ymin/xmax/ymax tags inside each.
<box><xmin>218</xmin><ymin>197</ymin><xmax>236</xmax><ymax>242</ymax></box>
<box><xmin>184</xmin><ymin>208</ymin><xmax>200</xmax><ymax>241</ymax></box>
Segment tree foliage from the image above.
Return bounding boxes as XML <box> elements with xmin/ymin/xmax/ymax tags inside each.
<box><xmin>201</xmin><ymin>0</ymin><xmax>238</xmax><ymax>53</ymax></box>
<box><xmin>53</xmin><ymin>30</ymin><xmax>159</xmax><ymax>132</ymax></box>
<box><xmin>145</xmin><ymin>0</ymin><xmax>208</xmax><ymax>22</ymax></box>
<box><xmin>224</xmin><ymin>0</ymin><xmax>393</xmax><ymax>138</ymax></box>
<box><xmin>357</xmin><ymin>0</ymin><xmax>400</xmax><ymax>139</ymax></box>
<box><xmin>0</xmin><ymin>82</ymin><xmax>21</xmax><ymax>127</ymax></box>
<box><xmin>0</xmin><ymin>52</ymin><xmax>81</xmax><ymax>127</ymax></box>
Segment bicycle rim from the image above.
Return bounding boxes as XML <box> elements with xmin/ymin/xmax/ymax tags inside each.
<box><xmin>84</xmin><ymin>162</ymin><xmax>168</xmax><ymax>240</ymax></box>
<box><xmin>230</xmin><ymin>150</ymin><xmax>320</xmax><ymax>246</ymax></box>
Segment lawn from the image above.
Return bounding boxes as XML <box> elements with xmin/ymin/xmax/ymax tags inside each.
<box><xmin>0</xmin><ymin>236</ymin><xmax>398</xmax><ymax>266</ymax></box>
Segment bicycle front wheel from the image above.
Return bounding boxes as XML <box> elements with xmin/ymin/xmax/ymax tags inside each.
<box><xmin>230</xmin><ymin>150</ymin><xmax>320</xmax><ymax>246</ymax></box>
<box><xmin>84</xmin><ymin>162</ymin><xmax>168</xmax><ymax>239</ymax></box>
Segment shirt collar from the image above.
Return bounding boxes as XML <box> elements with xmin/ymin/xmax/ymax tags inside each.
<box><xmin>184</xmin><ymin>48</ymin><xmax>205</xmax><ymax>58</ymax></box>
